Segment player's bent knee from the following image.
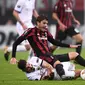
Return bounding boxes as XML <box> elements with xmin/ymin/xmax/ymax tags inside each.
<box><xmin>76</xmin><ymin>35</ymin><xmax>83</xmax><ymax>42</ymax></box>
<box><xmin>68</xmin><ymin>52</ymin><xmax>79</xmax><ymax>60</ymax></box>
<box><xmin>77</xmin><ymin>38</ymin><xmax>83</xmax><ymax>43</ymax></box>
<box><xmin>55</xmin><ymin>64</ymin><xmax>65</xmax><ymax>77</ymax></box>
<box><xmin>53</xmin><ymin>60</ymin><xmax>61</xmax><ymax>67</ymax></box>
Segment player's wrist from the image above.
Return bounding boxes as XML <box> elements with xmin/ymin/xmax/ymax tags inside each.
<box><xmin>12</xmin><ymin>56</ymin><xmax>16</xmax><ymax>58</ymax></box>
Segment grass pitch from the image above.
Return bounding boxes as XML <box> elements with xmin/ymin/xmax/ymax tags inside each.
<box><xmin>0</xmin><ymin>48</ymin><xmax>85</xmax><ymax>85</ymax></box>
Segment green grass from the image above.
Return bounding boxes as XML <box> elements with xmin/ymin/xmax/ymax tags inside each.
<box><xmin>0</xmin><ymin>48</ymin><xmax>85</xmax><ymax>85</ymax></box>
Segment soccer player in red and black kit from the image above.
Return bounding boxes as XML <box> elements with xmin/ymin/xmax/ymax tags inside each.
<box><xmin>10</xmin><ymin>15</ymin><xmax>85</xmax><ymax>76</ymax></box>
<box><xmin>50</xmin><ymin>0</ymin><xmax>83</xmax><ymax>55</ymax></box>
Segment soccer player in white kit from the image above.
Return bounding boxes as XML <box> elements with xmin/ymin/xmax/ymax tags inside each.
<box><xmin>26</xmin><ymin>61</ymin><xmax>80</xmax><ymax>80</ymax></box>
<box><xmin>17</xmin><ymin>56</ymin><xmax>81</xmax><ymax>80</ymax></box>
<box><xmin>18</xmin><ymin>56</ymin><xmax>54</xmax><ymax>80</ymax></box>
<box><xmin>4</xmin><ymin>0</ymin><xmax>39</xmax><ymax>61</ymax></box>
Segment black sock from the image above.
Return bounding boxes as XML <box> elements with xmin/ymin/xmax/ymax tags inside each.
<box><xmin>55</xmin><ymin>64</ymin><xmax>65</xmax><ymax>77</ymax></box>
<box><xmin>75</xmin><ymin>55</ymin><xmax>85</xmax><ymax>66</ymax></box>
<box><xmin>76</xmin><ymin>42</ymin><xmax>82</xmax><ymax>55</ymax></box>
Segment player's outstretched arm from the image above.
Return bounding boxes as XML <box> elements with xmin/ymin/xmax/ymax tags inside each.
<box><xmin>10</xmin><ymin>36</ymin><xmax>25</xmax><ymax>64</ymax></box>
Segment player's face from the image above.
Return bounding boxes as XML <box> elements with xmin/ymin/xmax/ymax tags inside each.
<box><xmin>25</xmin><ymin>63</ymin><xmax>35</xmax><ymax>73</ymax></box>
<box><xmin>37</xmin><ymin>20</ymin><xmax>48</xmax><ymax>30</ymax></box>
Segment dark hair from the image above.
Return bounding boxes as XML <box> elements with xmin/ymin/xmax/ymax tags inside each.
<box><xmin>36</xmin><ymin>15</ymin><xmax>48</xmax><ymax>22</ymax></box>
<box><xmin>18</xmin><ymin>60</ymin><xmax>26</xmax><ymax>72</ymax></box>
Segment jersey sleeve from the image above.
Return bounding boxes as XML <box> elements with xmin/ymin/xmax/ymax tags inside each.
<box><xmin>53</xmin><ymin>1</ymin><xmax>62</xmax><ymax>13</ymax></box>
<box><xmin>14</xmin><ymin>0</ymin><xmax>25</xmax><ymax>12</ymax></box>
<box><xmin>53</xmin><ymin>3</ymin><xmax>58</xmax><ymax>13</ymax></box>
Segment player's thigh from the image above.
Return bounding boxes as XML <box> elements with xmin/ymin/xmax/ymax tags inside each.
<box><xmin>57</xmin><ymin>30</ymin><xmax>67</xmax><ymax>41</ymax></box>
<box><xmin>72</xmin><ymin>34</ymin><xmax>83</xmax><ymax>42</ymax></box>
<box><xmin>65</xmin><ymin>26</ymin><xmax>80</xmax><ymax>38</ymax></box>
<box><xmin>68</xmin><ymin>52</ymin><xmax>79</xmax><ymax>60</ymax></box>
<box><xmin>16</xmin><ymin>22</ymin><xmax>24</xmax><ymax>36</ymax></box>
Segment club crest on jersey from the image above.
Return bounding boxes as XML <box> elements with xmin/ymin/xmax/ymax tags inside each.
<box><xmin>37</xmin><ymin>33</ymin><xmax>47</xmax><ymax>40</ymax></box>
<box><xmin>38</xmin><ymin>36</ymin><xmax>47</xmax><ymax>40</ymax></box>
<box><xmin>17</xmin><ymin>5</ymin><xmax>21</xmax><ymax>8</ymax></box>
<box><xmin>65</xmin><ymin>7</ymin><xmax>72</xmax><ymax>12</ymax></box>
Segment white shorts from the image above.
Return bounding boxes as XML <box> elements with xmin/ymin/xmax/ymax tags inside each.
<box><xmin>16</xmin><ymin>21</ymin><xmax>34</xmax><ymax>45</ymax></box>
<box><xmin>62</xmin><ymin>62</ymin><xmax>75</xmax><ymax>79</ymax></box>
<box><xmin>54</xmin><ymin>62</ymin><xmax>75</xmax><ymax>80</ymax></box>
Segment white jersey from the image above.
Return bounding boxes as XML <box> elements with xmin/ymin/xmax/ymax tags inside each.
<box><xmin>14</xmin><ymin>0</ymin><xmax>35</xmax><ymax>24</ymax></box>
<box><xmin>26</xmin><ymin>56</ymin><xmax>48</xmax><ymax>80</ymax></box>
<box><xmin>26</xmin><ymin>58</ymin><xmax>76</xmax><ymax>80</ymax></box>
<box><xmin>26</xmin><ymin>68</ymin><xmax>48</xmax><ymax>80</ymax></box>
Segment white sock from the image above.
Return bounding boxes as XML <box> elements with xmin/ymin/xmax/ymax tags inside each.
<box><xmin>7</xmin><ymin>45</ymin><xmax>27</xmax><ymax>52</ymax></box>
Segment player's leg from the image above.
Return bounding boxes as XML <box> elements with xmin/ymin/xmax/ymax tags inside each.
<box><xmin>53</xmin><ymin>60</ymin><xmax>65</xmax><ymax>77</ymax></box>
<box><xmin>61</xmin><ymin>62</ymin><xmax>76</xmax><ymax>80</ymax></box>
<box><xmin>62</xmin><ymin>62</ymin><xmax>81</xmax><ymax>79</ymax></box>
<box><xmin>16</xmin><ymin>22</ymin><xmax>31</xmax><ymax>51</ymax></box>
<box><xmin>72</xmin><ymin>33</ymin><xmax>83</xmax><ymax>55</ymax></box>
<box><xmin>49</xmin><ymin>30</ymin><xmax>67</xmax><ymax>53</ymax></box>
<box><xmin>4</xmin><ymin>42</ymin><xmax>29</xmax><ymax>61</ymax></box>
<box><xmin>4</xmin><ymin>22</ymin><xmax>30</xmax><ymax>61</ymax></box>
<box><xmin>54</xmin><ymin>52</ymin><xmax>85</xmax><ymax>67</ymax></box>
<box><xmin>68</xmin><ymin>52</ymin><xmax>85</xmax><ymax>66</ymax></box>
<box><xmin>62</xmin><ymin>70</ymin><xmax>81</xmax><ymax>79</ymax></box>
<box><xmin>66</xmin><ymin>26</ymin><xmax>83</xmax><ymax>55</ymax></box>
<box><xmin>65</xmin><ymin>26</ymin><xmax>83</xmax><ymax>63</ymax></box>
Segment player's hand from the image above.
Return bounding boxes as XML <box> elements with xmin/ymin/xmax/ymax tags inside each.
<box><xmin>59</xmin><ymin>23</ymin><xmax>67</xmax><ymax>31</ymax></box>
<box><xmin>10</xmin><ymin>58</ymin><xmax>17</xmax><ymax>64</ymax></box>
<box><xmin>70</xmin><ymin>45</ymin><xmax>80</xmax><ymax>48</ymax></box>
<box><xmin>22</xmin><ymin>24</ymin><xmax>28</xmax><ymax>30</ymax></box>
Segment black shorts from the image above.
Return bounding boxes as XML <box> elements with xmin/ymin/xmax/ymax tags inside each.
<box><xmin>53</xmin><ymin>54</ymin><xmax>70</xmax><ymax>64</ymax></box>
<box><xmin>40</xmin><ymin>53</ymin><xmax>70</xmax><ymax>66</ymax></box>
<box><xmin>57</xmin><ymin>26</ymin><xmax>80</xmax><ymax>41</ymax></box>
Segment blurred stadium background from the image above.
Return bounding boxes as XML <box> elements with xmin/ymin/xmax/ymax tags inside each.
<box><xmin>0</xmin><ymin>0</ymin><xmax>85</xmax><ymax>49</ymax></box>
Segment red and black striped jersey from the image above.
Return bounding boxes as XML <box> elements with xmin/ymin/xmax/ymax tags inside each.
<box><xmin>12</xmin><ymin>26</ymin><xmax>70</xmax><ymax>63</ymax></box>
<box><xmin>53</xmin><ymin>0</ymin><xmax>73</xmax><ymax>30</ymax></box>
<box><xmin>22</xmin><ymin>27</ymin><xmax>52</xmax><ymax>56</ymax></box>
